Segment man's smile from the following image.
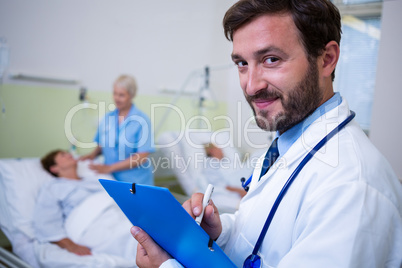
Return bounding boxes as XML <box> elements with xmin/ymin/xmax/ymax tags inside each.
<box><xmin>253</xmin><ymin>97</ymin><xmax>279</xmax><ymax>110</ymax></box>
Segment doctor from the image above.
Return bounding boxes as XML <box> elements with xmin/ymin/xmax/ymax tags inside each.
<box><xmin>131</xmin><ymin>0</ymin><xmax>402</xmax><ymax>267</ymax></box>
<box><xmin>81</xmin><ymin>75</ymin><xmax>155</xmax><ymax>185</ymax></box>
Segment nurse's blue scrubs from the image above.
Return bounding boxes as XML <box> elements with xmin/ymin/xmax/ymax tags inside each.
<box><xmin>94</xmin><ymin>104</ymin><xmax>155</xmax><ymax>185</ymax></box>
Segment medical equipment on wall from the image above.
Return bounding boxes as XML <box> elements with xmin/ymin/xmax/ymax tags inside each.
<box><xmin>197</xmin><ymin>66</ymin><xmax>210</xmax><ymax>128</ymax></box>
<box><xmin>79</xmin><ymin>86</ymin><xmax>87</xmax><ymax>101</ymax></box>
<box><xmin>154</xmin><ymin>64</ymin><xmax>233</xmax><ymax>136</ymax></box>
<box><xmin>242</xmin><ymin>111</ymin><xmax>356</xmax><ymax>268</ymax></box>
<box><xmin>0</xmin><ymin>37</ymin><xmax>9</xmax><ymax>116</ymax></box>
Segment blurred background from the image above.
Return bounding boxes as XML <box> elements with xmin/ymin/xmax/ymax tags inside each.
<box><xmin>0</xmin><ymin>0</ymin><xmax>400</xmax><ymax>178</ymax></box>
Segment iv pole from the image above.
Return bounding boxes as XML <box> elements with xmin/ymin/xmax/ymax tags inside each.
<box><xmin>197</xmin><ymin>66</ymin><xmax>209</xmax><ymax>129</ymax></box>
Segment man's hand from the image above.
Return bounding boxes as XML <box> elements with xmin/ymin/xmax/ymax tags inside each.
<box><xmin>131</xmin><ymin>226</ymin><xmax>171</xmax><ymax>268</ymax></box>
<box><xmin>130</xmin><ymin>193</ymin><xmax>223</xmax><ymax>267</ymax></box>
<box><xmin>182</xmin><ymin>193</ymin><xmax>222</xmax><ymax>240</ymax></box>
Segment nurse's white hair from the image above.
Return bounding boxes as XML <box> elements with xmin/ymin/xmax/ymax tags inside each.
<box><xmin>114</xmin><ymin>74</ymin><xmax>137</xmax><ymax>98</ymax></box>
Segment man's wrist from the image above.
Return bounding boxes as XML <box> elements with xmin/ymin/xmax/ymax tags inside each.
<box><xmin>160</xmin><ymin>259</ymin><xmax>184</xmax><ymax>268</ymax></box>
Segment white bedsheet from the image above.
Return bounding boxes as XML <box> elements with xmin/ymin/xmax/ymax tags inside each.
<box><xmin>0</xmin><ymin>158</ymin><xmax>138</xmax><ymax>268</ymax></box>
<box><xmin>35</xmin><ymin>191</ymin><xmax>138</xmax><ymax>268</ymax></box>
<box><xmin>33</xmin><ymin>242</ymin><xmax>135</xmax><ymax>268</ymax></box>
<box><xmin>65</xmin><ymin>191</ymin><xmax>114</xmax><ymax>243</ymax></box>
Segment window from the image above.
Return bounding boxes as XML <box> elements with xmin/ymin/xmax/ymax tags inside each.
<box><xmin>343</xmin><ymin>0</ymin><xmax>381</xmax><ymax>4</ymax></box>
<box><xmin>332</xmin><ymin>0</ymin><xmax>383</xmax><ymax>132</ymax></box>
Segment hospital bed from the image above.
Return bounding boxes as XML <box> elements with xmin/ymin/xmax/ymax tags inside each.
<box><xmin>157</xmin><ymin>131</ymin><xmax>264</xmax><ymax>213</ymax></box>
<box><xmin>0</xmin><ymin>134</ymin><xmax>262</xmax><ymax>267</ymax></box>
<box><xmin>0</xmin><ymin>158</ymin><xmax>137</xmax><ymax>268</ymax></box>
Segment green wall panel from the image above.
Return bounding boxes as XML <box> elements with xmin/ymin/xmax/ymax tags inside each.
<box><xmin>0</xmin><ymin>84</ymin><xmax>227</xmax><ymax>158</ymax></box>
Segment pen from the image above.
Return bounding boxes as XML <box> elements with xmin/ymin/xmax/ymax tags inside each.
<box><xmin>195</xmin><ymin>184</ymin><xmax>214</xmax><ymax>225</ymax></box>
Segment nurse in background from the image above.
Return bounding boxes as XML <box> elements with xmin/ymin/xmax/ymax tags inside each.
<box><xmin>81</xmin><ymin>74</ymin><xmax>155</xmax><ymax>185</ymax></box>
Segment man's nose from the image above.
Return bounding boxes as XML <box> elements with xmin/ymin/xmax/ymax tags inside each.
<box><xmin>245</xmin><ymin>66</ymin><xmax>268</xmax><ymax>96</ymax></box>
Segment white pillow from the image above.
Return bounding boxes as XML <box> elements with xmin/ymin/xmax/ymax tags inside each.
<box><xmin>0</xmin><ymin>158</ymin><xmax>54</xmax><ymax>241</ymax></box>
<box><xmin>0</xmin><ymin>158</ymin><xmax>115</xmax><ymax>268</ymax></box>
<box><xmin>0</xmin><ymin>158</ymin><xmax>107</xmax><ymax>242</ymax></box>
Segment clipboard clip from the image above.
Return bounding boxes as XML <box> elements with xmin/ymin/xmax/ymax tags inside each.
<box><xmin>208</xmin><ymin>237</ymin><xmax>214</xmax><ymax>252</ymax></box>
<box><xmin>130</xmin><ymin>183</ymin><xmax>136</xmax><ymax>194</ymax></box>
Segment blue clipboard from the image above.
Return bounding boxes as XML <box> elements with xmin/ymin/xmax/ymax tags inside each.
<box><xmin>99</xmin><ymin>179</ymin><xmax>236</xmax><ymax>268</ymax></box>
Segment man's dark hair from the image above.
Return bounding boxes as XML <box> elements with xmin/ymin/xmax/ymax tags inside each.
<box><xmin>41</xmin><ymin>149</ymin><xmax>63</xmax><ymax>177</ymax></box>
<box><xmin>223</xmin><ymin>0</ymin><xmax>341</xmax><ymax>80</ymax></box>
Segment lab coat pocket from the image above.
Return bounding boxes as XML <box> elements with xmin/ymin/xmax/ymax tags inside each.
<box><xmin>228</xmin><ymin>233</ymin><xmax>274</xmax><ymax>268</ymax></box>
<box><xmin>261</xmin><ymin>258</ymin><xmax>275</xmax><ymax>268</ymax></box>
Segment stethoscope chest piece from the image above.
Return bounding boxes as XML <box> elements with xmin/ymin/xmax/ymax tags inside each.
<box><xmin>243</xmin><ymin>254</ymin><xmax>262</xmax><ymax>268</ymax></box>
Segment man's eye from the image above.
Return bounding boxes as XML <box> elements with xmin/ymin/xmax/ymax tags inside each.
<box><xmin>265</xmin><ymin>57</ymin><xmax>279</xmax><ymax>64</ymax></box>
<box><xmin>236</xmin><ymin>61</ymin><xmax>247</xmax><ymax>67</ymax></box>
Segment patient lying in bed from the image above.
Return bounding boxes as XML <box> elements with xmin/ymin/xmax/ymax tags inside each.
<box><xmin>193</xmin><ymin>142</ymin><xmax>264</xmax><ymax>213</ymax></box>
<box><xmin>33</xmin><ymin>149</ymin><xmax>137</xmax><ymax>265</ymax></box>
<box><xmin>203</xmin><ymin>143</ymin><xmax>247</xmax><ymax>198</ymax></box>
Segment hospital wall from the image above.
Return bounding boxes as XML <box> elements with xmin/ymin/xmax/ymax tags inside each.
<box><xmin>0</xmin><ymin>0</ymin><xmax>235</xmax><ymax>98</ymax></box>
<box><xmin>0</xmin><ymin>84</ymin><xmax>227</xmax><ymax>158</ymax></box>
<box><xmin>0</xmin><ymin>0</ymin><xmax>236</xmax><ymax>158</ymax></box>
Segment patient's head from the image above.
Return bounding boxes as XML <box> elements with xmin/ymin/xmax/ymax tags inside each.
<box><xmin>41</xmin><ymin>150</ymin><xmax>77</xmax><ymax>177</ymax></box>
<box><xmin>204</xmin><ymin>143</ymin><xmax>224</xmax><ymax>160</ymax></box>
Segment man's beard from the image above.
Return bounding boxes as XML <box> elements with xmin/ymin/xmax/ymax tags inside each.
<box><xmin>246</xmin><ymin>59</ymin><xmax>322</xmax><ymax>133</ymax></box>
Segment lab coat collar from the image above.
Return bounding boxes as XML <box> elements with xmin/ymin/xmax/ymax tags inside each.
<box><xmin>276</xmin><ymin>93</ymin><xmax>342</xmax><ymax>157</ymax></box>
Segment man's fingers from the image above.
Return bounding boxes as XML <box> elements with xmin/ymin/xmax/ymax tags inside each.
<box><xmin>200</xmin><ymin>200</ymin><xmax>222</xmax><ymax>240</ymax></box>
<box><xmin>136</xmin><ymin>243</ymin><xmax>148</xmax><ymax>258</ymax></box>
<box><xmin>131</xmin><ymin>226</ymin><xmax>157</xmax><ymax>255</ymax></box>
<box><xmin>182</xmin><ymin>199</ymin><xmax>192</xmax><ymax>215</ymax></box>
<box><xmin>182</xmin><ymin>193</ymin><xmax>204</xmax><ymax>217</ymax></box>
<box><xmin>131</xmin><ymin>228</ymin><xmax>150</xmax><ymax>267</ymax></box>
<box><xmin>131</xmin><ymin>226</ymin><xmax>146</xmax><ymax>243</ymax></box>
<box><xmin>131</xmin><ymin>226</ymin><xmax>172</xmax><ymax>267</ymax></box>
<box><xmin>192</xmin><ymin>193</ymin><xmax>205</xmax><ymax>216</ymax></box>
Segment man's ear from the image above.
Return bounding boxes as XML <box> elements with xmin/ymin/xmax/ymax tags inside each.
<box><xmin>321</xmin><ymin>41</ymin><xmax>340</xmax><ymax>78</ymax></box>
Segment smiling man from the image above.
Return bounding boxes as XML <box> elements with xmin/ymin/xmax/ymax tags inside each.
<box><xmin>232</xmin><ymin>13</ymin><xmax>328</xmax><ymax>134</ymax></box>
<box><xmin>130</xmin><ymin>1</ymin><xmax>402</xmax><ymax>267</ymax></box>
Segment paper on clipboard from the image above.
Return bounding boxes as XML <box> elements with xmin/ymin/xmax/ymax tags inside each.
<box><xmin>99</xmin><ymin>179</ymin><xmax>236</xmax><ymax>268</ymax></box>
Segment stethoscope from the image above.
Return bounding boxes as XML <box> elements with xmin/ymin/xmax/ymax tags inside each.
<box><xmin>241</xmin><ymin>111</ymin><xmax>356</xmax><ymax>268</ymax></box>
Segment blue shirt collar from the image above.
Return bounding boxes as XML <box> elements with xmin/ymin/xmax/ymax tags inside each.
<box><xmin>112</xmin><ymin>103</ymin><xmax>136</xmax><ymax>117</ymax></box>
<box><xmin>276</xmin><ymin>92</ymin><xmax>342</xmax><ymax>157</ymax></box>
<box><xmin>112</xmin><ymin>103</ymin><xmax>136</xmax><ymax>129</ymax></box>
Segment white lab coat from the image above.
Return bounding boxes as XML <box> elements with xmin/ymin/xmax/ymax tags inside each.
<box><xmin>161</xmin><ymin>99</ymin><xmax>402</xmax><ymax>268</ymax></box>
<box><xmin>217</xmin><ymin>99</ymin><xmax>402</xmax><ymax>267</ymax></box>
